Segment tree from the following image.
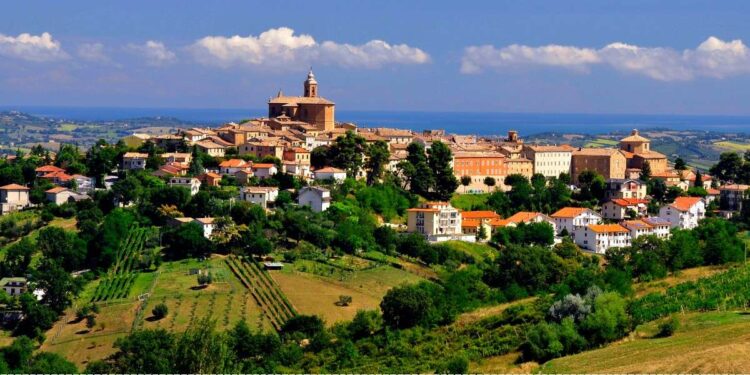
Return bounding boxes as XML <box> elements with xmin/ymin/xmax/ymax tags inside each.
<box><xmin>173</xmin><ymin>319</ymin><xmax>237</xmax><ymax>373</ymax></box>
<box><xmin>400</xmin><ymin>142</ymin><xmax>434</xmax><ymax>197</ymax></box>
<box><xmin>152</xmin><ymin>303</ymin><xmax>168</xmax><ymax>320</ymax></box>
<box><xmin>483</xmin><ymin>176</ymin><xmax>496</xmax><ymax>192</ymax></box>
<box><xmin>337</xmin><ymin>295</ymin><xmax>353</xmax><ymax>307</ymax></box>
<box><xmin>710</xmin><ymin>152</ymin><xmax>744</xmax><ymax>182</ymax></box>
<box><xmin>329</xmin><ymin>131</ymin><xmax>367</xmax><ymax>178</ymax></box>
<box><xmin>310</xmin><ymin>146</ymin><xmax>330</xmax><ymax>170</ymax></box>
<box><xmin>36</xmin><ymin>227</ymin><xmax>87</xmax><ymax>272</ymax></box>
<box><xmin>280</xmin><ymin>315</ymin><xmax>325</xmax><ymax>338</ymax></box>
<box><xmin>33</xmin><ymin>258</ymin><xmax>82</xmax><ymax>314</ymax></box>
<box><xmin>109</xmin><ymin>329</ymin><xmax>176</xmax><ymax>373</ymax></box>
<box><xmin>639</xmin><ymin>161</ymin><xmax>652</xmax><ymax>182</ymax></box>
<box><xmin>380</xmin><ymin>282</ymin><xmax>441</xmax><ymax>329</ymax></box>
<box><xmin>364</xmin><ymin>140</ymin><xmax>389</xmax><ymax>185</ymax></box>
<box><xmin>577</xmin><ymin>171</ymin><xmax>607</xmax><ymax>202</ymax></box>
<box><xmin>112</xmin><ymin>175</ymin><xmax>143</xmax><ymax>205</ymax></box>
<box><xmin>428</xmin><ymin>141</ymin><xmax>459</xmax><ymax>201</ymax></box>
<box><xmin>674</xmin><ymin>157</ymin><xmax>687</xmax><ymax>171</ymax></box>
<box><xmin>197</xmin><ymin>272</ymin><xmax>213</xmax><ymax>286</ymax></box>
<box><xmin>693</xmin><ymin>169</ymin><xmax>703</xmax><ymax>188</ymax></box>
<box><xmin>188</xmin><ymin>146</ymin><xmax>205</xmax><ymax>176</ymax></box>
<box><xmin>26</xmin><ymin>352</ymin><xmax>77</xmax><ymax>374</ymax></box>
<box><xmin>460</xmin><ymin>176</ymin><xmax>471</xmax><ymax>193</ymax></box>
<box><xmin>162</xmin><ymin>222</ymin><xmax>214</xmax><ymax>259</ymax></box>
<box><xmin>86</xmin><ymin>314</ymin><xmax>97</xmax><ymax>330</ymax></box>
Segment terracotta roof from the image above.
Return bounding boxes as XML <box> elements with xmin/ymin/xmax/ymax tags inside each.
<box><xmin>633</xmin><ymin>150</ymin><xmax>667</xmax><ymax>159</ymax></box>
<box><xmin>35</xmin><ymin>165</ymin><xmax>64</xmax><ymax>173</ymax></box>
<box><xmin>670</xmin><ymin>197</ymin><xmax>703</xmax><ymax>211</ymax></box>
<box><xmin>195</xmin><ymin>217</ymin><xmax>215</xmax><ymax>224</ymax></box>
<box><xmin>609</xmin><ymin>198</ymin><xmax>649</xmax><ymax>207</ymax></box>
<box><xmin>219</xmin><ymin>159</ymin><xmax>248</xmax><ymax>168</ymax></box>
<box><xmin>524</xmin><ymin>144</ymin><xmax>574</xmax><ymax>152</ymax></box>
<box><xmin>588</xmin><ymin>224</ymin><xmax>629</xmax><ymax>233</ymax></box>
<box><xmin>253</xmin><ymin>163</ymin><xmax>276</xmax><ymax>169</ymax></box>
<box><xmin>620</xmin><ymin>130</ymin><xmax>650</xmax><ymax>142</ymax></box>
<box><xmin>41</xmin><ymin>171</ymin><xmax>73</xmax><ymax>181</ymax></box>
<box><xmin>268</xmin><ymin>95</ymin><xmax>335</xmax><ymax>105</ymax></box>
<box><xmin>506</xmin><ymin>211</ymin><xmax>549</xmax><ymax>224</ymax></box>
<box><xmin>551</xmin><ymin>207</ymin><xmax>590</xmax><ymax>218</ymax></box>
<box><xmin>461</xmin><ymin>211</ymin><xmax>501</xmax><ymax>220</ymax></box>
<box><xmin>195</xmin><ymin>140</ymin><xmax>226</xmax><ymax>149</ymax></box>
<box><xmin>315</xmin><ymin>167</ymin><xmax>346</xmax><ymax>173</ymax></box>
<box><xmin>407</xmin><ymin>208</ymin><xmax>440</xmax><ymax>213</ymax></box>
<box><xmin>462</xmin><ymin>219</ymin><xmax>481</xmax><ymax>228</ymax></box>
<box><xmin>707</xmin><ymin>188</ymin><xmax>720</xmax><ymax>195</ymax></box>
<box><xmin>572</xmin><ymin>148</ymin><xmax>624</xmax><ymax>157</ymax></box>
<box><xmin>622</xmin><ymin>220</ymin><xmax>652</xmax><ymax>230</ymax></box>
<box><xmin>0</xmin><ymin>184</ymin><xmax>29</xmax><ymax>190</ymax></box>
<box><xmin>643</xmin><ymin>217</ymin><xmax>671</xmax><ymax>226</ymax></box>
<box><xmin>45</xmin><ymin>186</ymin><xmax>68</xmax><ymax>194</ymax></box>
<box><xmin>719</xmin><ymin>184</ymin><xmax>750</xmax><ymax>191</ymax></box>
<box><xmin>201</xmin><ymin>172</ymin><xmax>222</xmax><ymax>179</ymax></box>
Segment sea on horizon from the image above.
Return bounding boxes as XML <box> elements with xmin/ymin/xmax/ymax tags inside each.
<box><xmin>4</xmin><ymin>105</ymin><xmax>750</xmax><ymax>136</ymax></box>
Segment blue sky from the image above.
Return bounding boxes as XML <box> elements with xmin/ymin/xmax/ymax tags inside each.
<box><xmin>2</xmin><ymin>0</ymin><xmax>750</xmax><ymax>115</ymax></box>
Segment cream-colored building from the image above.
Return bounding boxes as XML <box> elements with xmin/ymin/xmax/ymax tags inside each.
<box><xmin>407</xmin><ymin>202</ymin><xmax>463</xmax><ymax>242</ymax></box>
<box><xmin>0</xmin><ymin>184</ymin><xmax>30</xmax><ymax>214</ymax></box>
<box><xmin>522</xmin><ymin>144</ymin><xmax>573</xmax><ymax>178</ymax></box>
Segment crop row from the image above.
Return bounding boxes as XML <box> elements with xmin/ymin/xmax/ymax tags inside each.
<box><xmin>90</xmin><ymin>273</ymin><xmax>137</xmax><ymax>302</ymax></box>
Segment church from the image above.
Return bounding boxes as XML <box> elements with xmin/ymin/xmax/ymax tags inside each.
<box><xmin>267</xmin><ymin>70</ymin><xmax>335</xmax><ymax>131</ymax></box>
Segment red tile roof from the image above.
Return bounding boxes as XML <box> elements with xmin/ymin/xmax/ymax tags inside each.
<box><xmin>0</xmin><ymin>184</ymin><xmax>29</xmax><ymax>190</ymax></box>
<box><xmin>670</xmin><ymin>197</ymin><xmax>703</xmax><ymax>211</ymax></box>
<box><xmin>551</xmin><ymin>207</ymin><xmax>590</xmax><ymax>218</ymax></box>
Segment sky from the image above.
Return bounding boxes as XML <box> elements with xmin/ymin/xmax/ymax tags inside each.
<box><xmin>2</xmin><ymin>0</ymin><xmax>750</xmax><ymax>115</ymax></box>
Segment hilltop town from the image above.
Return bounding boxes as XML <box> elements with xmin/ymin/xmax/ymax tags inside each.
<box><xmin>0</xmin><ymin>70</ymin><xmax>749</xmax><ymax>373</ymax></box>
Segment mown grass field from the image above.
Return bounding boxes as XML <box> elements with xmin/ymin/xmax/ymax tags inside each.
<box><xmin>714</xmin><ymin>140</ymin><xmax>750</xmax><ymax>152</ymax></box>
<box><xmin>451</xmin><ymin>193</ymin><xmax>489</xmax><ymax>210</ymax></box>
<box><xmin>272</xmin><ymin>261</ymin><xmax>425</xmax><ymax>325</ymax></box>
<box><xmin>540</xmin><ymin>311</ymin><xmax>750</xmax><ymax>373</ymax></box>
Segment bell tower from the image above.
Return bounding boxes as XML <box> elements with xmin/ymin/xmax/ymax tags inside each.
<box><xmin>303</xmin><ymin>68</ymin><xmax>318</xmax><ymax>98</ymax></box>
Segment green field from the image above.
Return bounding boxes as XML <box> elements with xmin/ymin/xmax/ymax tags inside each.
<box><xmin>539</xmin><ymin>311</ymin><xmax>750</xmax><ymax>373</ymax></box>
<box><xmin>57</xmin><ymin>123</ymin><xmax>79</xmax><ymax>132</ymax></box>
<box><xmin>451</xmin><ymin>193</ymin><xmax>489</xmax><ymax>210</ymax></box>
<box><xmin>439</xmin><ymin>240</ymin><xmax>498</xmax><ymax>262</ymax></box>
<box><xmin>714</xmin><ymin>140</ymin><xmax>750</xmax><ymax>152</ymax></box>
<box><xmin>584</xmin><ymin>138</ymin><xmax>619</xmax><ymax>148</ymax></box>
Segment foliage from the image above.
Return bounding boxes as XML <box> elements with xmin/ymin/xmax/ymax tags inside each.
<box><xmin>152</xmin><ymin>303</ymin><xmax>168</xmax><ymax>320</ymax></box>
<box><xmin>492</xmin><ymin>222</ymin><xmax>555</xmax><ymax>247</ymax></box>
<box><xmin>656</xmin><ymin>315</ymin><xmax>680</xmax><ymax>337</ymax></box>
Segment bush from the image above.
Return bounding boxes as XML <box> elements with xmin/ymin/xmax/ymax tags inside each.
<box><xmin>435</xmin><ymin>353</ymin><xmax>469</xmax><ymax>374</ymax></box>
<box><xmin>656</xmin><ymin>315</ymin><xmax>680</xmax><ymax>338</ymax></box>
<box><xmin>337</xmin><ymin>295</ymin><xmax>352</xmax><ymax>307</ymax></box>
<box><xmin>197</xmin><ymin>273</ymin><xmax>212</xmax><ymax>286</ymax></box>
<box><xmin>152</xmin><ymin>303</ymin><xmax>168</xmax><ymax>320</ymax></box>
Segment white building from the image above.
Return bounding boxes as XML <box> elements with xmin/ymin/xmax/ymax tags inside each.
<box><xmin>521</xmin><ymin>144</ymin><xmax>574</xmax><ymax>178</ymax></box>
<box><xmin>169</xmin><ymin>177</ymin><xmax>201</xmax><ymax>196</ymax></box>
<box><xmin>642</xmin><ymin>217</ymin><xmax>672</xmax><ymax>239</ymax></box>
<box><xmin>602</xmin><ymin>198</ymin><xmax>649</xmax><ymax>220</ymax></box>
<box><xmin>298</xmin><ymin>186</ymin><xmax>331</xmax><ymax>212</ymax></box>
<box><xmin>45</xmin><ymin>187</ymin><xmax>89</xmax><ymax>205</ymax></box>
<box><xmin>659</xmin><ymin>196</ymin><xmax>705</xmax><ymax>229</ymax></box>
<box><xmin>0</xmin><ymin>184</ymin><xmax>30</xmax><ymax>215</ymax></box>
<box><xmin>219</xmin><ymin>159</ymin><xmax>250</xmax><ymax>175</ymax></box>
<box><xmin>314</xmin><ymin>167</ymin><xmax>347</xmax><ymax>182</ymax></box>
<box><xmin>252</xmin><ymin>163</ymin><xmax>278</xmax><ymax>180</ymax></box>
<box><xmin>71</xmin><ymin>174</ymin><xmax>95</xmax><ymax>193</ymax></box>
<box><xmin>550</xmin><ymin>207</ymin><xmax>601</xmax><ymax>238</ymax></box>
<box><xmin>574</xmin><ymin>224</ymin><xmax>631</xmax><ymax>254</ymax></box>
<box><xmin>0</xmin><ymin>277</ymin><xmax>27</xmax><ymax>296</ymax></box>
<box><xmin>194</xmin><ymin>217</ymin><xmax>214</xmax><ymax>238</ymax></box>
<box><xmin>122</xmin><ymin>152</ymin><xmax>148</xmax><ymax>170</ymax></box>
<box><xmin>407</xmin><ymin>202</ymin><xmax>470</xmax><ymax>242</ymax></box>
<box><xmin>621</xmin><ymin>219</ymin><xmax>654</xmax><ymax>240</ymax></box>
<box><xmin>239</xmin><ymin>186</ymin><xmax>279</xmax><ymax>209</ymax></box>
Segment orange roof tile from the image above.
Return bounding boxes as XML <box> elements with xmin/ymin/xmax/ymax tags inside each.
<box><xmin>551</xmin><ymin>207</ymin><xmax>590</xmax><ymax>218</ymax></box>
<box><xmin>506</xmin><ymin>211</ymin><xmax>547</xmax><ymax>224</ymax></box>
<box><xmin>35</xmin><ymin>165</ymin><xmax>64</xmax><ymax>173</ymax></box>
<box><xmin>45</xmin><ymin>186</ymin><xmax>68</xmax><ymax>194</ymax></box>
<box><xmin>253</xmin><ymin>163</ymin><xmax>276</xmax><ymax>169</ymax></box>
<box><xmin>461</xmin><ymin>211</ymin><xmax>501</xmax><ymax>220</ymax></box>
<box><xmin>0</xmin><ymin>184</ymin><xmax>29</xmax><ymax>190</ymax></box>
<box><xmin>219</xmin><ymin>159</ymin><xmax>247</xmax><ymax>168</ymax></box>
<box><xmin>461</xmin><ymin>219</ymin><xmax>481</xmax><ymax>228</ymax></box>
<box><xmin>588</xmin><ymin>224</ymin><xmax>629</xmax><ymax>233</ymax></box>
<box><xmin>670</xmin><ymin>196</ymin><xmax>703</xmax><ymax>211</ymax></box>
<box><xmin>609</xmin><ymin>198</ymin><xmax>649</xmax><ymax>207</ymax></box>
<box><xmin>407</xmin><ymin>208</ymin><xmax>439</xmax><ymax>213</ymax></box>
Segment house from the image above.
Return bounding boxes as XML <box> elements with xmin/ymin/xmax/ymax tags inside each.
<box><xmin>194</xmin><ymin>217</ymin><xmax>215</xmax><ymax>238</ymax></box>
<box><xmin>574</xmin><ymin>224</ymin><xmax>631</xmax><ymax>254</ymax></box>
<box><xmin>0</xmin><ymin>277</ymin><xmax>27</xmax><ymax>296</ymax></box>
<box><xmin>239</xmin><ymin>186</ymin><xmax>279</xmax><ymax>209</ymax></box>
<box><xmin>71</xmin><ymin>174</ymin><xmax>95</xmax><ymax>193</ymax></box>
<box><xmin>550</xmin><ymin>207</ymin><xmax>602</xmax><ymax>237</ymax></box>
<box><xmin>605</xmin><ymin>178</ymin><xmax>648</xmax><ymax>200</ymax></box>
<box><xmin>621</xmin><ymin>219</ymin><xmax>654</xmax><ymax>240</ymax></box>
<box><xmin>719</xmin><ymin>184</ymin><xmax>750</xmax><ymax>211</ymax></box>
<box><xmin>601</xmin><ymin>198</ymin><xmax>649</xmax><ymax>220</ymax></box>
<box><xmin>34</xmin><ymin>165</ymin><xmax>65</xmax><ymax>177</ymax></box>
<box><xmin>297</xmin><ymin>186</ymin><xmax>331</xmax><ymax>212</ymax></box>
<box><xmin>122</xmin><ymin>152</ymin><xmax>148</xmax><ymax>170</ymax></box>
<box><xmin>521</xmin><ymin>144</ymin><xmax>574</xmax><ymax>178</ymax></box>
<box><xmin>162</xmin><ymin>152</ymin><xmax>192</xmax><ymax>165</ymax></box>
<box><xmin>659</xmin><ymin>196</ymin><xmax>705</xmax><ymax>229</ymax></box>
<box><xmin>234</xmin><ymin>168</ymin><xmax>255</xmax><ymax>184</ymax></box>
<box><xmin>283</xmin><ymin>147</ymin><xmax>311</xmax><ymax>164</ymax></box>
<box><xmin>239</xmin><ymin>140</ymin><xmax>285</xmax><ymax>159</ymax></box>
<box><xmin>219</xmin><ymin>159</ymin><xmax>249</xmax><ymax>175</ymax></box>
<box><xmin>407</xmin><ymin>202</ymin><xmax>469</xmax><ymax>242</ymax></box>
<box><xmin>283</xmin><ymin>161</ymin><xmax>312</xmax><ymax>179</ymax></box>
<box><xmin>252</xmin><ymin>163</ymin><xmax>278</xmax><ymax>179</ymax></box>
<box><xmin>169</xmin><ymin>177</ymin><xmax>201</xmax><ymax>196</ymax></box>
<box><xmin>46</xmin><ymin>186</ymin><xmax>74</xmax><ymax>205</ymax></box>
<box><xmin>642</xmin><ymin>217</ymin><xmax>672</xmax><ymax>239</ymax></box>
<box><xmin>314</xmin><ymin>167</ymin><xmax>347</xmax><ymax>182</ymax></box>
<box><xmin>0</xmin><ymin>184</ymin><xmax>30</xmax><ymax>214</ymax></box>
<box><xmin>499</xmin><ymin>211</ymin><xmax>556</xmax><ymax>233</ymax></box>
<box><xmin>706</xmin><ymin>188</ymin><xmax>720</xmax><ymax>205</ymax></box>
<box><xmin>459</xmin><ymin>211</ymin><xmax>501</xmax><ymax>240</ymax></box>
<box><xmin>39</xmin><ymin>171</ymin><xmax>73</xmax><ymax>185</ymax></box>
<box><xmin>198</xmin><ymin>172</ymin><xmax>222</xmax><ymax>187</ymax></box>
<box><xmin>195</xmin><ymin>140</ymin><xmax>226</xmax><ymax>158</ymax></box>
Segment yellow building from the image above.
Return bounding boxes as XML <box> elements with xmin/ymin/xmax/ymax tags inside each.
<box><xmin>406</xmin><ymin>202</ymin><xmax>462</xmax><ymax>240</ymax></box>
<box><xmin>619</xmin><ymin>129</ymin><xmax>668</xmax><ymax>174</ymax></box>
<box><xmin>268</xmin><ymin>70</ymin><xmax>335</xmax><ymax>131</ymax></box>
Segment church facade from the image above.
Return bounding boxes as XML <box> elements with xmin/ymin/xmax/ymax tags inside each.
<box><xmin>267</xmin><ymin>70</ymin><xmax>335</xmax><ymax>131</ymax></box>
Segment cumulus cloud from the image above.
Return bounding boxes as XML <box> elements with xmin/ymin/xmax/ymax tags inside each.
<box><xmin>461</xmin><ymin>36</ymin><xmax>750</xmax><ymax>81</ymax></box>
<box><xmin>126</xmin><ymin>40</ymin><xmax>176</xmax><ymax>66</ymax></box>
<box><xmin>77</xmin><ymin>42</ymin><xmax>110</xmax><ymax>63</ymax></box>
<box><xmin>0</xmin><ymin>32</ymin><xmax>68</xmax><ymax>62</ymax></box>
<box><xmin>189</xmin><ymin>27</ymin><xmax>429</xmax><ymax>69</ymax></box>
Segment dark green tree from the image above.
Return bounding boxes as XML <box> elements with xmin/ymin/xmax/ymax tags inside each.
<box><xmin>364</xmin><ymin>140</ymin><xmax>390</xmax><ymax>185</ymax></box>
<box><xmin>329</xmin><ymin>131</ymin><xmax>367</xmax><ymax>178</ymax></box>
<box><xmin>428</xmin><ymin>141</ymin><xmax>459</xmax><ymax>201</ymax></box>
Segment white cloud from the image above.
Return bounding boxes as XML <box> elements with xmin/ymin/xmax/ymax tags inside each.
<box><xmin>461</xmin><ymin>37</ymin><xmax>750</xmax><ymax>81</ymax></box>
<box><xmin>0</xmin><ymin>32</ymin><xmax>68</xmax><ymax>62</ymax></box>
<box><xmin>126</xmin><ymin>40</ymin><xmax>176</xmax><ymax>66</ymax></box>
<box><xmin>77</xmin><ymin>42</ymin><xmax>110</xmax><ymax>63</ymax></box>
<box><xmin>189</xmin><ymin>27</ymin><xmax>429</xmax><ymax>69</ymax></box>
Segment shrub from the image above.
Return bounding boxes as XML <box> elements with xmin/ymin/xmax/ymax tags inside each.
<box><xmin>152</xmin><ymin>303</ymin><xmax>168</xmax><ymax>320</ymax></box>
<box><xmin>656</xmin><ymin>315</ymin><xmax>680</xmax><ymax>338</ymax></box>
<box><xmin>197</xmin><ymin>272</ymin><xmax>212</xmax><ymax>286</ymax></box>
<box><xmin>337</xmin><ymin>295</ymin><xmax>352</xmax><ymax>307</ymax></box>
